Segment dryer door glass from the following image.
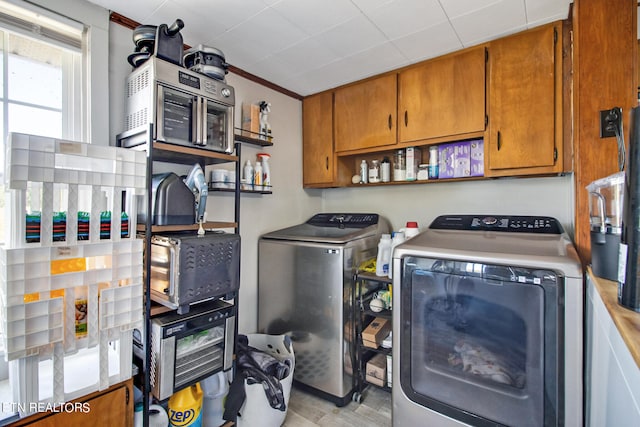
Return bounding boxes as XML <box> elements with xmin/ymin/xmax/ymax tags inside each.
<box><xmin>399</xmin><ymin>256</ymin><xmax>560</xmax><ymax>427</ymax></box>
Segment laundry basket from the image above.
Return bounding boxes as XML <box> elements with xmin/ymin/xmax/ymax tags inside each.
<box><xmin>236</xmin><ymin>334</ymin><xmax>295</xmax><ymax>427</ymax></box>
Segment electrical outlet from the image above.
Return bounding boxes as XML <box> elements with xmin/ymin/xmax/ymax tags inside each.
<box><xmin>600</xmin><ymin>107</ymin><xmax>622</xmax><ymax>138</ymax></box>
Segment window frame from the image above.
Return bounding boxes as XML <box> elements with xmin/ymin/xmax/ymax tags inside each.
<box><xmin>18</xmin><ymin>0</ymin><xmax>110</xmax><ymax>145</ymax></box>
<box><xmin>0</xmin><ymin>2</ymin><xmax>110</xmax><ymax>420</ymax></box>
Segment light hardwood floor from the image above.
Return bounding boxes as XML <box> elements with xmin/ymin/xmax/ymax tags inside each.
<box><xmin>283</xmin><ymin>385</ymin><xmax>391</xmax><ymax>427</ymax></box>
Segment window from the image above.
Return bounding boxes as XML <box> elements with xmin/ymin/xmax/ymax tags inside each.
<box><xmin>0</xmin><ymin>0</ymin><xmax>102</xmax><ymax>421</ymax></box>
<box><xmin>0</xmin><ymin>1</ymin><xmax>84</xmax><ymax>245</ymax></box>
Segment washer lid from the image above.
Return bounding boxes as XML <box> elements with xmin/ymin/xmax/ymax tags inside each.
<box><xmin>261</xmin><ymin>213</ymin><xmax>384</xmax><ymax>244</ymax></box>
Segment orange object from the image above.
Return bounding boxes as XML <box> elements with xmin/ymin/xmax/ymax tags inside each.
<box><xmin>50</xmin><ymin>289</ymin><xmax>65</xmax><ymax>299</ymax></box>
<box><xmin>50</xmin><ymin>257</ymin><xmax>86</xmax><ymax>275</ymax></box>
<box><xmin>23</xmin><ymin>293</ymin><xmax>40</xmax><ymax>303</ymax></box>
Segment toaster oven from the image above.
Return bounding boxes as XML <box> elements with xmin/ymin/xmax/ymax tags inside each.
<box><xmin>149</xmin><ymin>232</ymin><xmax>240</xmax><ymax>314</ymax></box>
<box><xmin>119</xmin><ymin>57</ymin><xmax>235</xmax><ymax>153</ymax></box>
<box><xmin>135</xmin><ymin>299</ymin><xmax>236</xmax><ymax>401</ymax></box>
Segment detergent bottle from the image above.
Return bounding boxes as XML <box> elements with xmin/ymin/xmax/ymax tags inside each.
<box><xmin>168</xmin><ymin>383</ymin><xmax>203</xmax><ymax>427</ymax></box>
<box><xmin>201</xmin><ymin>371</ymin><xmax>229</xmax><ymax>427</ymax></box>
<box><xmin>401</xmin><ymin>221</ymin><xmax>420</xmax><ymax>239</ymax></box>
<box><xmin>388</xmin><ymin>231</ymin><xmax>405</xmax><ymax>279</ymax></box>
<box><xmin>257</xmin><ymin>153</ymin><xmax>271</xmax><ymax>187</ymax></box>
<box><xmin>376</xmin><ymin>234</ymin><xmax>391</xmax><ymax>277</ymax></box>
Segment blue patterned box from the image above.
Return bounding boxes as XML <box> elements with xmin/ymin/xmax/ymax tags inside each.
<box><xmin>470</xmin><ymin>139</ymin><xmax>484</xmax><ymax>177</ymax></box>
<box><xmin>453</xmin><ymin>141</ymin><xmax>471</xmax><ymax>178</ymax></box>
<box><xmin>438</xmin><ymin>143</ymin><xmax>455</xmax><ymax>179</ymax></box>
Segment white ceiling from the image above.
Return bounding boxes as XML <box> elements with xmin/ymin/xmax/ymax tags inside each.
<box><xmin>87</xmin><ymin>0</ymin><xmax>573</xmax><ymax>97</ymax></box>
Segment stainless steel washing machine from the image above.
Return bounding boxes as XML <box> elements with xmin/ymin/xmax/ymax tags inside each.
<box><xmin>392</xmin><ymin>215</ymin><xmax>583</xmax><ymax>427</ymax></box>
<box><xmin>258</xmin><ymin>213</ymin><xmax>389</xmax><ymax>406</ymax></box>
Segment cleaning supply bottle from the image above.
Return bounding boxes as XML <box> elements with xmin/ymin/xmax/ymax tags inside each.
<box><xmin>401</xmin><ymin>221</ymin><xmax>420</xmax><ymax>239</ymax></box>
<box><xmin>360</xmin><ymin>160</ymin><xmax>368</xmax><ymax>184</ymax></box>
<box><xmin>376</xmin><ymin>234</ymin><xmax>391</xmax><ymax>277</ymax></box>
<box><xmin>258</xmin><ymin>153</ymin><xmax>271</xmax><ymax>186</ymax></box>
<box><xmin>201</xmin><ymin>371</ymin><xmax>229</xmax><ymax>427</ymax></box>
<box><xmin>168</xmin><ymin>383</ymin><xmax>203</xmax><ymax>427</ymax></box>
<box><xmin>388</xmin><ymin>231</ymin><xmax>406</xmax><ymax>279</ymax></box>
<box><xmin>381</xmin><ymin>156</ymin><xmax>391</xmax><ymax>182</ymax></box>
<box><xmin>243</xmin><ymin>160</ymin><xmax>253</xmax><ymax>185</ymax></box>
<box><xmin>254</xmin><ymin>160</ymin><xmax>263</xmax><ymax>188</ymax></box>
<box><xmin>134</xmin><ymin>402</ymin><xmax>143</xmax><ymax>427</ymax></box>
<box><xmin>149</xmin><ymin>404</ymin><xmax>170</xmax><ymax>427</ymax></box>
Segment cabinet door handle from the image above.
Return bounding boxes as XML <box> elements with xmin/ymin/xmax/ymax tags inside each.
<box><xmin>325</xmin><ymin>156</ymin><xmax>329</xmax><ymax>170</ymax></box>
<box><xmin>497</xmin><ymin>131</ymin><xmax>502</xmax><ymax>151</ymax></box>
<box><xmin>404</xmin><ymin>110</ymin><xmax>408</xmax><ymax>127</ymax></box>
<box><xmin>388</xmin><ymin>114</ymin><xmax>392</xmax><ymax>130</ymax></box>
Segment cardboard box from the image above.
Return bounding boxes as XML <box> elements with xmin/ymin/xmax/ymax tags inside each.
<box><xmin>366</xmin><ymin>353</ymin><xmax>387</xmax><ymax>387</ymax></box>
<box><xmin>470</xmin><ymin>139</ymin><xmax>484</xmax><ymax>177</ymax></box>
<box><xmin>405</xmin><ymin>147</ymin><xmax>422</xmax><ymax>181</ymax></box>
<box><xmin>241</xmin><ymin>103</ymin><xmax>260</xmax><ymax>137</ymax></box>
<box><xmin>362</xmin><ymin>317</ymin><xmax>391</xmax><ymax>349</ymax></box>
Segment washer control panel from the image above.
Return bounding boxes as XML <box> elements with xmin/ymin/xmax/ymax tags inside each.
<box><xmin>307</xmin><ymin>213</ymin><xmax>379</xmax><ymax>228</ymax></box>
<box><xmin>429</xmin><ymin>215</ymin><xmax>562</xmax><ymax>234</ymax></box>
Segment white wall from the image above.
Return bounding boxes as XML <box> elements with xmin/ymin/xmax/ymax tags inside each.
<box><xmin>106</xmin><ymin>16</ymin><xmax>575</xmax><ymax>335</ymax></box>
<box><xmin>322</xmin><ymin>174</ymin><xmax>575</xmax><ymax>238</ymax></box>
<box><xmin>225</xmin><ymin>73</ymin><xmax>322</xmax><ymax>334</ymax></box>
<box><xmin>108</xmin><ymin>22</ymin><xmax>131</xmax><ymax>146</ymax></box>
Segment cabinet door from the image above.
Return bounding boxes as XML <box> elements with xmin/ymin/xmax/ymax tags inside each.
<box><xmin>487</xmin><ymin>24</ymin><xmax>560</xmax><ymax>174</ymax></box>
<box><xmin>303</xmin><ymin>92</ymin><xmax>334</xmax><ymax>187</ymax></box>
<box><xmin>13</xmin><ymin>381</ymin><xmax>132</xmax><ymax>426</ymax></box>
<box><xmin>334</xmin><ymin>74</ymin><xmax>397</xmax><ymax>152</ymax></box>
<box><xmin>398</xmin><ymin>47</ymin><xmax>486</xmax><ymax>143</ymax></box>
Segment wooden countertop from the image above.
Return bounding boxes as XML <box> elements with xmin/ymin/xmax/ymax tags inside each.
<box><xmin>589</xmin><ymin>267</ymin><xmax>640</xmax><ymax>369</ymax></box>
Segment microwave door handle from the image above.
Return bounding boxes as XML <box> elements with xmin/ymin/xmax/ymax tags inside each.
<box><xmin>194</xmin><ymin>96</ymin><xmax>203</xmax><ymax>145</ymax></box>
<box><xmin>156</xmin><ymin>85</ymin><xmax>166</xmax><ymax>141</ymax></box>
<box><xmin>225</xmin><ymin>105</ymin><xmax>234</xmax><ymax>152</ymax></box>
<box><xmin>168</xmin><ymin>246</ymin><xmax>176</xmax><ymax>298</ymax></box>
<box><xmin>201</xmin><ymin>97</ymin><xmax>208</xmax><ymax>147</ymax></box>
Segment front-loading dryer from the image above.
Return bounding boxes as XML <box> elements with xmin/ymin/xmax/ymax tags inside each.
<box><xmin>392</xmin><ymin>215</ymin><xmax>582</xmax><ymax>427</ymax></box>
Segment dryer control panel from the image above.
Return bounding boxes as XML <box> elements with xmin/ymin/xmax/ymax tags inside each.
<box><xmin>429</xmin><ymin>215</ymin><xmax>563</xmax><ymax>234</ymax></box>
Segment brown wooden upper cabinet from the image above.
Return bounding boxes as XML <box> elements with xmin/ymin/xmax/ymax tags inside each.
<box><xmin>302</xmin><ymin>21</ymin><xmax>567</xmax><ymax>188</ymax></box>
<box><xmin>303</xmin><ymin>91</ymin><xmax>335</xmax><ymax>187</ymax></box>
<box><xmin>486</xmin><ymin>23</ymin><xmax>563</xmax><ymax>176</ymax></box>
<box><xmin>334</xmin><ymin>74</ymin><xmax>397</xmax><ymax>152</ymax></box>
<box><xmin>398</xmin><ymin>47</ymin><xmax>486</xmax><ymax>143</ymax></box>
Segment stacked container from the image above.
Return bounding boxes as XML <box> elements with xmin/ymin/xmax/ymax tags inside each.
<box><xmin>0</xmin><ymin>133</ymin><xmax>145</xmax><ymax>415</ymax></box>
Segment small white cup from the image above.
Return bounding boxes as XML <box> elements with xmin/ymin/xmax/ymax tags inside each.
<box><xmin>210</xmin><ymin>169</ymin><xmax>228</xmax><ymax>183</ymax></box>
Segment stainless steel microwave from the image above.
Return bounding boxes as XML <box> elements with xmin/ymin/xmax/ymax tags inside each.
<box><xmin>120</xmin><ymin>57</ymin><xmax>235</xmax><ymax>153</ymax></box>
<box><xmin>135</xmin><ymin>299</ymin><xmax>236</xmax><ymax>401</ymax></box>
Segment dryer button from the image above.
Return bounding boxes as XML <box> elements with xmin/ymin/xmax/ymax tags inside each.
<box><xmin>481</xmin><ymin>216</ymin><xmax>498</xmax><ymax>226</ymax></box>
